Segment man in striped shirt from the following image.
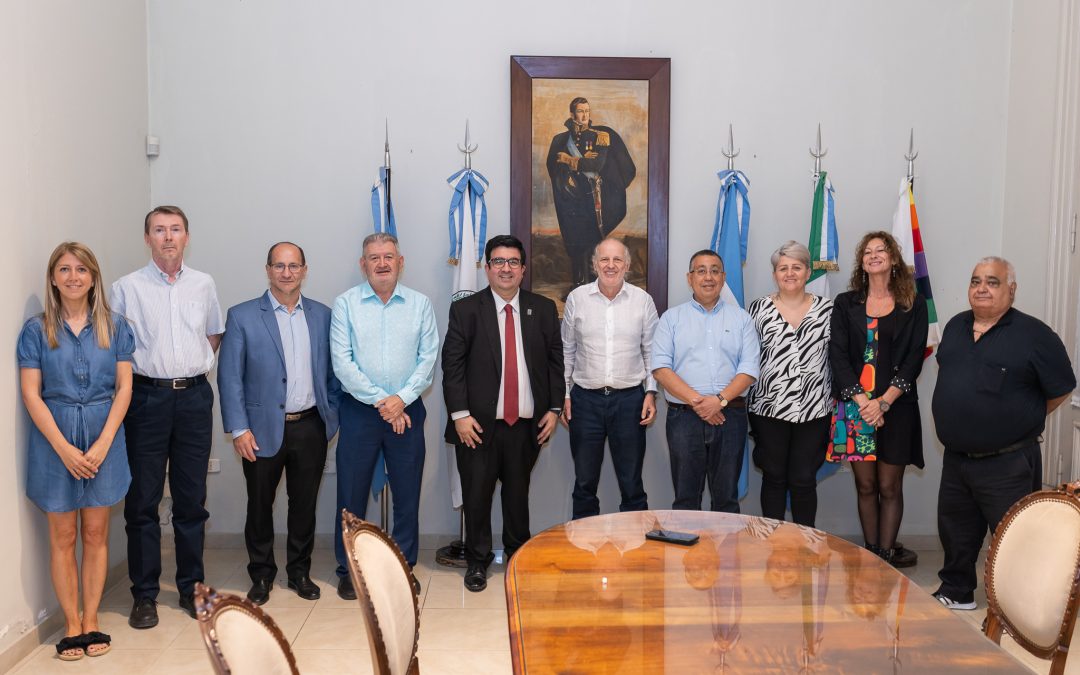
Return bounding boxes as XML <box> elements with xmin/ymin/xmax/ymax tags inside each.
<box><xmin>110</xmin><ymin>205</ymin><xmax>224</xmax><ymax>628</ymax></box>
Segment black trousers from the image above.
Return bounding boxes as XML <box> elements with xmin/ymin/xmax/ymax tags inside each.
<box><xmin>124</xmin><ymin>379</ymin><xmax>213</xmax><ymax>599</ymax></box>
<box><xmin>456</xmin><ymin>419</ymin><xmax>539</xmax><ymax>565</ymax></box>
<box><xmin>242</xmin><ymin>413</ymin><xmax>327</xmax><ymax>583</ymax></box>
<box><xmin>936</xmin><ymin>441</ymin><xmax>1042</xmax><ymax>601</ymax></box>
<box><xmin>749</xmin><ymin>413</ymin><xmax>829</xmax><ymax>526</ymax></box>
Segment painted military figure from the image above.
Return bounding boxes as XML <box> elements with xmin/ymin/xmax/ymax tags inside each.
<box><xmin>546</xmin><ymin>97</ymin><xmax>636</xmax><ymax>289</ymax></box>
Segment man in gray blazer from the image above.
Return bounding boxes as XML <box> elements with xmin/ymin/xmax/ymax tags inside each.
<box><xmin>218</xmin><ymin>242</ymin><xmax>341</xmax><ymax>605</ymax></box>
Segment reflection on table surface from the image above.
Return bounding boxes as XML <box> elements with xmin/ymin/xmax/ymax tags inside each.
<box><xmin>505</xmin><ymin>510</ymin><xmax>1026</xmax><ymax>674</ymax></box>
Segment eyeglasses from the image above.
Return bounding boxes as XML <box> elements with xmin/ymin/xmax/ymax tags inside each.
<box><xmin>489</xmin><ymin>257</ymin><xmax>522</xmax><ymax>269</ymax></box>
<box><xmin>269</xmin><ymin>263</ymin><xmax>305</xmax><ymax>273</ymax></box>
<box><xmin>691</xmin><ymin>266</ymin><xmax>723</xmax><ymax>277</ymax></box>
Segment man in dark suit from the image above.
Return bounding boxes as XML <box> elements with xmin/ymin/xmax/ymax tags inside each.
<box><xmin>442</xmin><ymin>234</ymin><xmax>565</xmax><ymax>592</ymax></box>
<box><xmin>218</xmin><ymin>242</ymin><xmax>341</xmax><ymax>605</ymax></box>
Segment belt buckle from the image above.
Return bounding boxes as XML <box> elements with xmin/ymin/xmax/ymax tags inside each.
<box><xmin>602</xmin><ymin>386</ymin><xmax>613</xmax><ymax>396</ymax></box>
<box><xmin>171</xmin><ymin>378</ymin><xmax>184</xmax><ymax>390</ymax></box>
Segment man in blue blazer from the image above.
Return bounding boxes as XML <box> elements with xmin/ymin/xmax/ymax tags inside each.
<box><xmin>218</xmin><ymin>242</ymin><xmax>340</xmax><ymax>605</ymax></box>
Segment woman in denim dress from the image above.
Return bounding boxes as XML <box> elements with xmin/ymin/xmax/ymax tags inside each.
<box><xmin>18</xmin><ymin>242</ymin><xmax>134</xmax><ymax>660</ymax></box>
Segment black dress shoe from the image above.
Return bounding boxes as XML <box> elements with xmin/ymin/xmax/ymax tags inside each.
<box><xmin>179</xmin><ymin>593</ymin><xmax>196</xmax><ymax>619</ymax></box>
<box><xmin>288</xmin><ymin>575</ymin><xmax>321</xmax><ymax>600</ymax></box>
<box><xmin>337</xmin><ymin>575</ymin><xmax>357</xmax><ymax>600</ymax></box>
<box><xmin>128</xmin><ymin>598</ymin><xmax>158</xmax><ymax>629</ymax></box>
<box><xmin>891</xmin><ymin>545</ymin><xmax>919</xmax><ymax>568</ymax></box>
<box><xmin>247</xmin><ymin>579</ymin><xmax>272</xmax><ymax>605</ymax></box>
<box><xmin>464</xmin><ymin>564</ymin><xmax>487</xmax><ymax>593</ymax></box>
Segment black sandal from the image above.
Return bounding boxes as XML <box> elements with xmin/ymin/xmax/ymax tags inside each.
<box><xmin>55</xmin><ymin>635</ymin><xmax>85</xmax><ymax>661</ymax></box>
<box><xmin>81</xmin><ymin>631</ymin><xmax>112</xmax><ymax>657</ymax></box>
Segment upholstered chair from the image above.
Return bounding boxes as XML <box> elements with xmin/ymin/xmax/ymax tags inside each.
<box><xmin>194</xmin><ymin>582</ymin><xmax>299</xmax><ymax>675</ymax></box>
<box><xmin>342</xmin><ymin>509</ymin><xmax>421</xmax><ymax>675</ymax></box>
<box><xmin>984</xmin><ymin>481</ymin><xmax>1080</xmax><ymax>675</ymax></box>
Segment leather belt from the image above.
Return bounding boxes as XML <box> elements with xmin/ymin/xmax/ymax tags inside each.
<box><xmin>583</xmin><ymin>385</ymin><xmax>640</xmax><ymax>396</ymax></box>
<box><xmin>285</xmin><ymin>407</ymin><xmax>318</xmax><ymax>423</ymax></box>
<box><xmin>667</xmin><ymin>396</ymin><xmax>746</xmax><ymax>410</ymax></box>
<box><xmin>963</xmin><ymin>436</ymin><xmax>1041</xmax><ymax>459</ymax></box>
<box><xmin>133</xmin><ymin>373</ymin><xmax>207</xmax><ymax>390</ymax></box>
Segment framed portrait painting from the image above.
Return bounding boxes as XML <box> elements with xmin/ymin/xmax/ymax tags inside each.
<box><xmin>510</xmin><ymin>55</ymin><xmax>670</xmax><ymax>315</ymax></box>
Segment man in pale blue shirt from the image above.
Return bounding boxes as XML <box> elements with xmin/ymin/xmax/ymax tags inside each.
<box><xmin>218</xmin><ymin>242</ymin><xmax>340</xmax><ymax>606</ymax></box>
<box><xmin>330</xmin><ymin>232</ymin><xmax>438</xmax><ymax>599</ymax></box>
<box><xmin>652</xmin><ymin>250</ymin><xmax>760</xmax><ymax>513</ymax></box>
<box><xmin>110</xmin><ymin>205</ymin><xmax>224</xmax><ymax>627</ymax></box>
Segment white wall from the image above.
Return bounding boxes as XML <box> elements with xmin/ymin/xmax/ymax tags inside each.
<box><xmin>0</xmin><ymin>0</ymin><xmax>149</xmax><ymax>659</ymax></box>
<box><xmin>144</xmin><ymin>0</ymin><xmax>1029</xmax><ymax>546</ymax></box>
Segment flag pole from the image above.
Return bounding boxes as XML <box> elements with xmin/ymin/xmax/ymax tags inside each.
<box><xmin>384</xmin><ymin>119</ymin><xmax>392</xmax><ymax>223</ymax></box>
<box><xmin>436</xmin><ymin>119</ymin><xmax>479</xmax><ymax>569</ymax></box>
<box><xmin>905</xmin><ymin>128</ymin><xmax>918</xmax><ymax>190</ymax></box>
<box><xmin>378</xmin><ymin>119</ymin><xmax>392</xmax><ymax>532</ymax></box>
<box><xmin>810</xmin><ymin>122</ymin><xmax>828</xmax><ymax>179</ymax></box>
<box><xmin>722</xmin><ymin>123</ymin><xmax>739</xmax><ymax>171</ymax></box>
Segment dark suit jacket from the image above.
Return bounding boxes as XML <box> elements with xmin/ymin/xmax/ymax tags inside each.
<box><xmin>218</xmin><ymin>292</ymin><xmax>341</xmax><ymax>457</ymax></box>
<box><xmin>829</xmin><ymin>291</ymin><xmax>929</xmax><ymax>402</ymax></box>
<box><xmin>442</xmin><ymin>288</ymin><xmax>564</xmax><ymax>448</ymax></box>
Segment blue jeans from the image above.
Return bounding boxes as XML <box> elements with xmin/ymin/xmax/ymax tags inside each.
<box><xmin>666</xmin><ymin>404</ymin><xmax>747</xmax><ymax>513</ymax></box>
<box><xmin>335</xmin><ymin>396</ymin><xmax>426</xmax><ymax>573</ymax></box>
<box><xmin>568</xmin><ymin>385</ymin><xmax>648</xmax><ymax>519</ymax></box>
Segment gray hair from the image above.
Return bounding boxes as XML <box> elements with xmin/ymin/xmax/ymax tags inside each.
<box><xmin>362</xmin><ymin>232</ymin><xmax>400</xmax><ymax>254</ymax></box>
<box><xmin>770</xmin><ymin>241</ymin><xmax>811</xmax><ymax>270</ymax></box>
<box><xmin>975</xmin><ymin>256</ymin><xmax>1016</xmax><ymax>284</ymax></box>
<box><xmin>591</xmin><ymin>238</ymin><xmax>631</xmax><ymax>266</ymax></box>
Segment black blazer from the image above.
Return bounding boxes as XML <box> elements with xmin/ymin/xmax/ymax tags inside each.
<box><xmin>829</xmin><ymin>291</ymin><xmax>929</xmax><ymax>402</ymax></box>
<box><xmin>442</xmin><ymin>288</ymin><xmax>564</xmax><ymax>448</ymax></box>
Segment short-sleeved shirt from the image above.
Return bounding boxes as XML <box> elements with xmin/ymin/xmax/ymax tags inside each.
<box><xmin>747</xmin><ymin>294</ymin><xmax>833</xmax><ymax>422</ymax></box>
<box><xmin>17</xmin><ymin>314</ymin><xmax>135</xmax><ymax>511</ymax></box>
<box><xmin>109</xmin><ymin>260</ymin><xmax>224</xmax><ymax>378</ymax></box>
<box><xmin>932</xmin><ymin>307</ymin><xmax>1076</xmax><ymax>454</ymax></box>
<box><xmin>651</xmin><ymin>298</ymin><xmax>760</xmax><ymax>404</ymax></box>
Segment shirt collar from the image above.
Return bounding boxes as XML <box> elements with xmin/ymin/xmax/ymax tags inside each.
<box><xmin>360</xmin><ymin>282</ymin><xmax>403</xmax><ymax>304</ymax></box>
<box><xmin>690</xmin><ymin>296</ymin><xmax>723</xmax><ymax>315</ymax></box>
<box><xmin>587</xmin><ymin>280</ymin><xmax>628</xmax><ymax>301</ymax></box>
<box><xmin>147</xmin><ymin>259</ymin><xmax>185</xmax><ymax>281</ymax></box>
<box><xmin>491</xmin><ymin>288</ymin><xmax>520</xmax><ymax>313</ymax></box>
<box><xmin>266</xmin><ymin>290</ymin><xmax>304</xmax><ymax>313</ymax></box>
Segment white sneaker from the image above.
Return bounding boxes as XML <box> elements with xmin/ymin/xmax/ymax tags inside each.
<box><xmin>933</xmin><ymin>590</ymin><xmax>977</xmax><ymax>611</ymax></box>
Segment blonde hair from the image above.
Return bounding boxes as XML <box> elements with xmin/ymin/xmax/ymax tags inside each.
<box><xmin>43</xmin><ymin>242</ymin><xmax>113</xmax><ymax>350</ymax></box>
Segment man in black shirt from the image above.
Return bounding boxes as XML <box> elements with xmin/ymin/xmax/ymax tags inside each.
<box><xmin>931</xmin><ymin>257</ymin><xmax>1075</xmax><ymax>610</ymax></box>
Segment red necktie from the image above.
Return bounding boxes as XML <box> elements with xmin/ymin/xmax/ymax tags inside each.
<box><xmin>503</xmin><ymin>304</ymin><xmax>519</xmax><ymax>426</ymax></box>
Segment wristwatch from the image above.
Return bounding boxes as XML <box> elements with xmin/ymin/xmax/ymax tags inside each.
<box><xmin>716</xmin><ymin>394</ymin><xmax>728</xmax><ymax>408</ymax></box>
<box><xmin>878</xmin><ymin>400</ymin><xmax>891</xmax><ymax>413</ymax></box>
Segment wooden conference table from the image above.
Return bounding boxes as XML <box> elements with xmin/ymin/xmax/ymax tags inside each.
<box><xmin>505</xmin><ymin>510</ymin><xmax>1026</xmax><ymax>673</ymax></box>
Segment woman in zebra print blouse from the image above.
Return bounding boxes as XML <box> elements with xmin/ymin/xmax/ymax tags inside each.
<box><xmin>747</xmin><ymin>241</ymin><xmax>834</xmax><ymax>527</ymax></box>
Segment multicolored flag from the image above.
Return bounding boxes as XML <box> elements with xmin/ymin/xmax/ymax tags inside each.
<box><xmin>806</xmin><ymin>172</ymin><xmax>839</xmax><ymax>298</ymax></box>
<box><xmin>710</xmin><ymin>168</ymin><xmax>753</xmax><ymax>500</ymax></box>
<box><xmin>711</xmin><ymin>169</ymin><xmax>751</xmax><ymax>307</ymax></box>
<box><xmin>371</xmin><ymin>165</ymin><xmax>396</xmax><ymax>235</ymax></box>
<box><xmin>891</xmin><ymin>177</ymin><xmax>941</xmax><ymax>357</ymax></box>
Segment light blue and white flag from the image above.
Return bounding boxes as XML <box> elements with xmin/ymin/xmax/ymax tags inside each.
<box><xmin>443</xmin><ymin>167</ymin><xmax>490</xmax><ymax>509</ymax></box>
<box><xmin>447</xmin><ymin>168</ymin><xmax>489</xmax><ymax>302</ymax></box>
<box><xmin>371</xmin><ymin>165</ymin><xmax>396</xmax><ymax>236</ymax></box>
<box><xmin>709</xmin><ymin>168</ymin><xmax>754</xmax><ymax>501</ymax></box>
<box><xmin>710</xmin><ymin>169</ymin><xmax>751</xmax><ymax>307</ymax></box>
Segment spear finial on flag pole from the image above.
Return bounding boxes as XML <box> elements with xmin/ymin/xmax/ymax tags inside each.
<box><xmin>371</xmin><ymin>119</ymin><xmax>397</xmax><ymax>236</ymax></box>
<box><xmin>458</xmin><ymin>119</ymin><xmax>477</xmax><ymax>170</ymax></box>
<box><xmin>810</xmin><ymin>123</ymin><xmax>828</xmax><ymax>178</ymax></box>
<box><xmin>722</xmin><ymin>123</ymin><xmax>740</xmax><ymax>171</ymax></box>
<box><xmin>905</xmin><ymin>128</ymin><xmax>918</xmax><ymax>184</ymax></box>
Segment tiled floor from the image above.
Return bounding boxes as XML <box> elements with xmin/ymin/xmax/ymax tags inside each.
<box><xmin>12</xmin><ymin>545</ymin><xmax>1037</xmax><ymax>674</ymax></box>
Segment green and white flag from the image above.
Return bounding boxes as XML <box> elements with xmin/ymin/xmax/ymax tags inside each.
<box><xmin>806</xmin><ymin>171</ymin><xmax>839</xmax><ymax>297</ymax></box>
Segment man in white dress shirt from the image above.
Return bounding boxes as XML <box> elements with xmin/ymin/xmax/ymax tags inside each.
<box><xmin>561</xmin><ymin>238</ymin><xmax>658</xmax><ymax>519</ymax></box>
<box><xmin>110</xmin><ymin>205</ymin><xmax>224</xmax><ymax>628</ymax></box>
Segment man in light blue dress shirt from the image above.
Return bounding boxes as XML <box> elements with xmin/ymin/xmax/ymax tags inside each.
<box><xmin>218</xmin><ymin>242</ymin><xmax>340</xmax><ymax>606</ymax></box>
<box><xmin>653</xmin><ymin>250</ymin><xmax>760</xmax><ymax>513</ymax></box>
<box><xmin>330</xmin><ymin>232</ymin><xmax>439</xmax><ymax>599</ymax></box>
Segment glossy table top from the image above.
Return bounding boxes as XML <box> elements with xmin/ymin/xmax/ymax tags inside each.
<box><xmin>505</xmin><ymin>511</ymin><xmax>1027</xmax><ymax>674</ymax></box>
